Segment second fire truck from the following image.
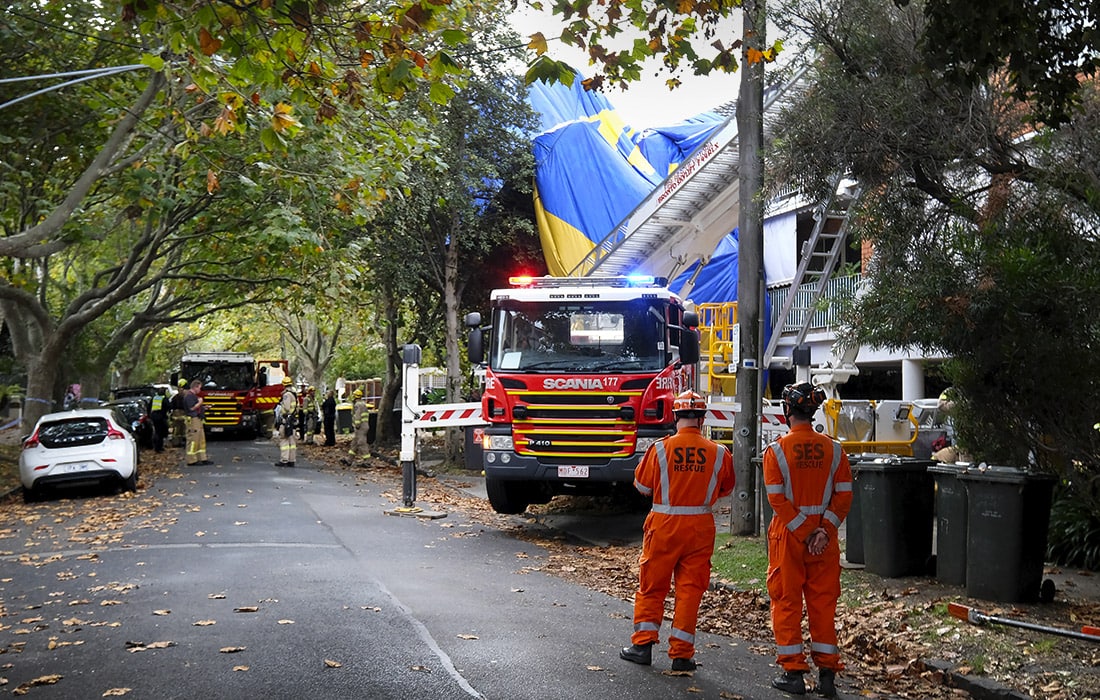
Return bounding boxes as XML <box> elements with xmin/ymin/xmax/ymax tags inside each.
<box><xmin>176</xmin><ymin>352</ymin><xmax>289</xmax><ymax>437</ymax></box>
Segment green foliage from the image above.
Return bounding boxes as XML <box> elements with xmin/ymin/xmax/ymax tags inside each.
<box><xmin>908</xmin><ymin>0</ymin><xmax>1100</xmax><ymax>127</ymax></box>
<box><xmin>328</xmin><ymin>342</ymin><xmax>388</xmax><ymax>383</ymax></box>
<box><xmin>128</xmin><ymin>0</ymin><xmax>472</xmax><ymax>126</ymax></box>
<box><xmin>535</xmin><ymin>0</ymin><xmax>782</xmax><ymax>90</ymax></box>
<box><xmin>1047</xmin><ymin>487</ymin><xmax>1100</xmax><ymax>571</ymax></box>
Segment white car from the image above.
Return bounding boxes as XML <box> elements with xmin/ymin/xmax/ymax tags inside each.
<box><xmin>19</xmin><ymin>409</ymin><xmax>139</xmax><ymax>503</ymax></box>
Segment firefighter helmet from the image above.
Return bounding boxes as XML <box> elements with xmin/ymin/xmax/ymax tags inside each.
<box><xmin>353</xmin><ymin>389</ymin><xmax>363</xmax><ymax>399</ymax></box>
<box><xmin>781</xmin><ymin>382</ymin><xmax>825</xmax><ymax>418</ymax></box>
<box><xmin>282</xmin><ymin>376</ymin><xmax>292</xmax><ymax>386</ymax></box>
<box><xmin>177</xmin><ymin>378</ymin><xmax>187</xmax><ymax>388</ymax></box>
<box><xmin>672</xmin><ymin>390</ymin><xmax>707</xmax><ymax>419</ymax></box>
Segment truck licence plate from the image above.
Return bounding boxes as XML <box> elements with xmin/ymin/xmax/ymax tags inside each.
<box><xmin>210</xmin><ymin>426</ymin><xmax>224</xmax><ymax>433</ymax></box>
<box><xmin>557</xmin><ymin>465</ymin><xmax>589</xmax><ymax>478</ymax></box>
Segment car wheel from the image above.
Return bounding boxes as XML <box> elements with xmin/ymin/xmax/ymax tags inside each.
<box><xmin>22</xmin><ymin>486</ymin><xmax>39</xmax><ymax>504</ymax></box>
<box><xmin>123</xmin><ymin>469</ymin><xmax>138</xmax><ymax>493</ymax></box>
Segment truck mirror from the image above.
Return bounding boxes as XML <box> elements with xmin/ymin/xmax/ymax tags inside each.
<box><xmin>683</xmin><ymin>310</ymin><xmax>699</xmax><ymax>328</ymax></box>
<box><xmin>465</xmin><ymin>312</ymin><xmax>482</xmax><ymax>328</ymax></box>
<box><xmin>679</xmin><ymin>327</ymin><xmax>700</xmax><ymax>365</ymax></box>
<box><xmin>468</xmin><ymin>327</ymin><xmax>484</xmax><ymax>364</ymax></box>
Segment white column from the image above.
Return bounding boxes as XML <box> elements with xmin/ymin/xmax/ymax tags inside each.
<box><xmin>901</xmin><ymin>358</ymin><xmax>925</xmax><ymax>401</ymax></box>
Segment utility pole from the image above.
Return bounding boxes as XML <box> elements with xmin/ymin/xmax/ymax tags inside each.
<box><xmin>731</xmin><ymin>0</ymin><xmax>766</xmax><ymax>536</ymax></box>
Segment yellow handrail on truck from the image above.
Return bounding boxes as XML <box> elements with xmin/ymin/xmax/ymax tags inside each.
<box><xmin>695</xmin><ymin>302</ymin><xmax>739</xmax><ymax>398</ymax></box>
<box><xmin>821</xmin><ymin>398</ymin><xmax>920</xmax><ymax>456</ymax></box>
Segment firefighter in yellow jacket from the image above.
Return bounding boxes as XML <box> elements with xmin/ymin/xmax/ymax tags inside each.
<box><xmin>620</xmin><ymin>390</ymin><xmax>735</xmax><ymax>673</ymax></box>
<box><xmin>764</xmin><ymin>382</ymin><xmax>853</xmax><ymax>697</ymax></box>
<box><xmin>348</xmin><ymin>389</ymin><xmax>373</xmax><ymax>460</ymax></box>
<box><xmin>274</xmin><ymin>376</ymin><xmax>298</xmax><ymax>467</ymax></box>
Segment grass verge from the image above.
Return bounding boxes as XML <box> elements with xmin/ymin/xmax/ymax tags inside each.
<box><xmin>712</xmin><ymin>532</ymin><xmax>770</xmax><ymax>589</ymax></box>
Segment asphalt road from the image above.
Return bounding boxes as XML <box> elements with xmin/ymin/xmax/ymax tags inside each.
<box><xmin>1</xmin><ymin>437</ymin><xmax>822</xmax><ymax>700</ymax></box>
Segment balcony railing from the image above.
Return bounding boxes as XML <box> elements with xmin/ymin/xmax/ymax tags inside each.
<box><xmin>767</xmin><ymin>273</ymin><xmax>862</xmax><ymax>335</ymax></box>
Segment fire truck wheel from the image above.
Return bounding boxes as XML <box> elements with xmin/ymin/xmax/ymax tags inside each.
<box><xmin>485</xmin><ymin>478</ymin><xmax>532</xmax><ymax>515</ymax></box>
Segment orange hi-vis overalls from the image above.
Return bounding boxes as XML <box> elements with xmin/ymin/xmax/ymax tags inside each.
<box><xmin>764</xmin><ymin>422</ymin><xmax>853</xmax><ymax>673</ymax></box>
<box><xmin>631</xmin><ymin>426</ymin><xmax>735</xmax><ymax>660</ymax></box>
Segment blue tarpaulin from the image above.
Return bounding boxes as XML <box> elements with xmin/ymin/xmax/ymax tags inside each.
<box><xmin>527</xmin><ymin>74</ymin><xmax>725</xmax><ymax>279</ymax></box>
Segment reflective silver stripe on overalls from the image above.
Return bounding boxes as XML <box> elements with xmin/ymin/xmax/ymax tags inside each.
<box><xmin>649</xmin><ymin>441</ymin><xmax>728</xmax><ymax>516</ymax></box>
<box><xmin>764</xmin><ymin>440</ymin><xmax>843</xmax><ymax>533</ymax></box>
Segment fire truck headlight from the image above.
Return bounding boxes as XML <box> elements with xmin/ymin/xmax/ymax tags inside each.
<box><xmin>483</xmin><ymin>434</ymin><xmax>513</xmax><ymax>451</ymax></box>
<box><xmin>635</xmin><ymin>437</ymin><xmax>659</xmax><ymax>453</ymax></box>
<box><xmin>500</xmin><ymin>452</ymin><xmax>512</xmax><ymax>464</ymax></box>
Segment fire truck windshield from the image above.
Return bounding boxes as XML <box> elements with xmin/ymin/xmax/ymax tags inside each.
<box><xmin>491</xmin><ymin>299</ymin><xmax>666</xmax><ymax>372</ymax></box>
<box><xmin>180</xmin><ymin>363</ymin><xmax>255</xmax><ymax>391</ymax></box>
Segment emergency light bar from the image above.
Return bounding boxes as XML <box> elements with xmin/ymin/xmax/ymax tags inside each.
<box><xmin>507</xmin><ymin>275</ymin><xmax>668</xmax><ymax>289</ymax></box>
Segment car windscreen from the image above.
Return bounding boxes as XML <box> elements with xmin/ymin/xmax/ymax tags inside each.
<box><xmin>37</xmin><ymin>417</ymin><xmax>109</xmax><ymax>448</ymax></box>
<box><xmin>181</xmin><ymin>363</ymin><xmax>254</xmax><ymax>391</ymax></box>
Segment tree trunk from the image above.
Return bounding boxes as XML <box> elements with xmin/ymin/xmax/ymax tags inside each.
<box><xmin>376</xmin><ymin>289</ymin><xmax>401</xmax><ymax>445</ymax></box>
<box><xmin>22</xmin><ymin>338</ymin><xmax>66</xmax><ymax>432</ymax></box>
<box><xmin>442</xmin><ymin>224</ymin><xmax>464</xmax><ymax>466</ymax></box>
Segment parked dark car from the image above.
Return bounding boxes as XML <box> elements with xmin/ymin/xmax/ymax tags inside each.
<box><xmin>103</xmin><ymin>398</ymin><xmax>155</xmax><ymax>450</ymax></box>
<box><xmin>111</xmin><ymin>385</ymin><xmax>160</xmax><ymax>404</ymax></box>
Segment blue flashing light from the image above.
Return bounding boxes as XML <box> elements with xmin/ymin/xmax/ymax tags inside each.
<box><xmin>626</xmin><ymin>274</ymin><xmax>656</xmax><ymax>286</ymax></box>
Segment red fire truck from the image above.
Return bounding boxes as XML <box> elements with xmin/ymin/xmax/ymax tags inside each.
<box><xmin>466</xmin><ymin>275</ymin><xmax>699</xmax><ymax>513</ymax></box>
<box><xmin>176</xmin><ymin>352</ymin><xmax>289</xmax><ymax>437</ymax></box>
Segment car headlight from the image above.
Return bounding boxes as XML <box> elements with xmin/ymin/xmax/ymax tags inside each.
<box><xmin>482</xmin><ymin>434</ymin><xmax>514</xmax><ymax>451</ymax></box>
<box><xmin>636</xmin><ymin>437</ymin><xmax>660</xmax><ymax>453</ymax></box>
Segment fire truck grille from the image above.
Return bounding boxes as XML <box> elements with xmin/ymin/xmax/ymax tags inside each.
<box><xmin>521</xmin><ymin>393</ymin><xmax>630</xmax><ymax>405</ymax></box>
<box><xmin>203</xmin><ymin>396</ymin><xmax>243</xmax><ymax>426</ymax></box>
<box><xmin>510</xmin><ymin>391</ymin><xmax>639</xmax><ymax>460</ymax></box>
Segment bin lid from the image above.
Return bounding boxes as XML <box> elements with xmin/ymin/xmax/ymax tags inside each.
<box><xmin>853</xmin><ymin>455</ymin><xmax>935</xmax><ymax>472</ymax></box>
<box><xmin>928</xmin><ymin>463</ymin><xmax>971</xmax><ymax>475</ymax></box>
<box><xmin>956</xmin><ymin>464</ymin><xmax>1057</xmax><ymax>484</ymax></box>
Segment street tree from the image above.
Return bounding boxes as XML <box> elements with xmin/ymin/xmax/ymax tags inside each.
<box><xmin>272</xmin><ymin>310</ymin><xmax>344</xmax><ymax>392</ymax></box>
<box><xmin>407</xmin><ymin>24</ymin><xmax>539</xmax><ymax>463</ymax></box>
<box><xmin>0</xmin><ymin>0</ymin><xmax>467</xmax><ymax>430</ymax></box>
<box><xmin>770</xmin><ymin>0</ymin><xmax>1100</xmax><ymax>516</ymax></box>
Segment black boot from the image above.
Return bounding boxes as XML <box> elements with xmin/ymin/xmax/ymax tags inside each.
<box><xmin>619</xmin><ymin>642</ymin><xmax>653</xmax><ymax>665</ymax></box>
<box><xmin>771</xmin><ymin>670</ymin><xmax>806</xmax><ymax>695</ymax></box>
<box><xmin>670</xmin><ymin>657</ymin><xmax>697</xmax><ymax>672</ymax></box>
<box><xmin>818</xmin><ymin>669</ymin><xmax>836</xmax><ymax>697</ymax></box>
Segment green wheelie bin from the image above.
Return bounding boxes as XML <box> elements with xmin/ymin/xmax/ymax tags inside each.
<box><xmin>928</xmin><ymin>463</ymin><xmax>970</xmax><ymax>586</ymax></box>
<box><xmin>958</xmin><ymin>466</ymin><xmax>1056</xmax><ymax>603</ymax></box>
<box><xmin>856</xmin><ymin>455</ymin><xmax>935</xmax><ymax>578</ymax></box>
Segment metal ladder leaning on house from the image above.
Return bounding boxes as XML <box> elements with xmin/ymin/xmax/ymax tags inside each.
<box><xmin>761</xmin><ymin>175</ymin><xmax>863</xmax><ymax>371</ymax></box>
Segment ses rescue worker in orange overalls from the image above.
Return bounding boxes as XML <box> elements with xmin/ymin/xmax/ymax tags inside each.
<box><xmin>764</xmin><ymin>382</ymin><xmax>853</xmax><ymax>697</ymax></box>
<box><xmin>620</xmin><ymin>390</ymin><xmax>735</xmax><ymax>673</ymax></box>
